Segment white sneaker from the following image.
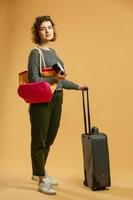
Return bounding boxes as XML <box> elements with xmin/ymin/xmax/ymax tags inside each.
<box><xmin>32</xmin><ymin>172</ymin><xmax>58</xmax><ymax>186</ymax></box>
<box><xmin>38</xmin><ymin>177</ymin><xmax>56</xmax><ymax>195</ymax></box>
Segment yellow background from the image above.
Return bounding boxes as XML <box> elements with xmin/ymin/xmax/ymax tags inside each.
<box><xmin>0</xmin><ymin>0</ymin><xmax>133</xmax><ymax>199</ymax></box>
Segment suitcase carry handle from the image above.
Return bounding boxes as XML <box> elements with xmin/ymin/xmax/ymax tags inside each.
<box><xmin>82</xmin><ymin>89</ymin><xmax>91</xmax><ymax>134</ymax></box>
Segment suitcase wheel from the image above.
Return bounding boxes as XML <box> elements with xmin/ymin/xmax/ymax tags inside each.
<box><xmin>92</xmin><ymin>187</ymin><xmax>97</xmax><ymax>191</ymax></box>
<box><xmin>83</xmin><ymin>180</ymin><xmax>88</xmax><ymax>186</ymax></box>
<box><xmin>92</xmin><ymin>186</ymin><xmax>106</xmax><ymax>191</ymax></box>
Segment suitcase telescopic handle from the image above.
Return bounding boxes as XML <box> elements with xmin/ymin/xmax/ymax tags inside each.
<box><xmin>82</xmin><ymin>89</ymin><xmax>91</xmax><ymax>134</ymax></box>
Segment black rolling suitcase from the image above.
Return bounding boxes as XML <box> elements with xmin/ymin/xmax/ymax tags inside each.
<box><xmin>81</xmin><ymin>89</ymin><xmax>111</xmax><ymax>191</ymax></box>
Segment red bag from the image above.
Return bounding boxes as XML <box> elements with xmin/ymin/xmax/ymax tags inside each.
<box><xmin>17</xmin><ymin>81</ymin><xmax>53</xmax><ymax>104</ymax></box>
<box><xmin>17</xmin><ymin>48</ymin><xmax>56</xmax><ymax>104</ymax></box>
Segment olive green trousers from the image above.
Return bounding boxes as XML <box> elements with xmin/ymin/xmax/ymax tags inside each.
<box><xmin>29</xmin><ymin>91</ymin><xmax>63</xmax><ymax>176</ymax></box>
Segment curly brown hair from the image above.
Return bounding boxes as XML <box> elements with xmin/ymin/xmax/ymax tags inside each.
<box><xmin>31</xmin><ymin>16</ymin><xmax>56</xmax><ymax>44</ymax></box>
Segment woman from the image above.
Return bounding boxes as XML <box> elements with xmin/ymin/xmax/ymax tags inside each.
<box><xmin>28</xmin><ymin>15</ymin><xmax>87</xmax><ymax>195</ymax></box>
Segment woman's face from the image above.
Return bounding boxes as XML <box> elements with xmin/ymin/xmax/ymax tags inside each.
<box><xmin>39</xmin><ymin>21</ymin><xmax>54</xmax><ymax>43</ymax></box>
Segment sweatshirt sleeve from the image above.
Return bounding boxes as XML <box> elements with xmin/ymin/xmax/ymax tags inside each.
<box><xmin>28</xmin><ymin>49</ymin><xmax>57</xmax><ymax>84</ymax></box>
<box><xmin>57</xmin><ymin>80</ymin><xmax>80</xmax><ymax>90</ymax></box>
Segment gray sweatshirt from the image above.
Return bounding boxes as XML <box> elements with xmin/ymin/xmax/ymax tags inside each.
<box><xmin>28</xmin><ymin>48</ymin><xmax>79</xmax><ymax>90</ymax></box>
